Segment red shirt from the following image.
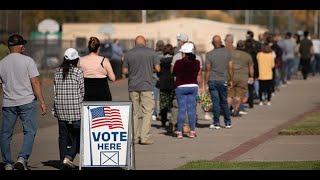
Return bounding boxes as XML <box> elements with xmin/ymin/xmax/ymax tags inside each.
<box><xmin>173</xmin><ymin>58</ymin><xmax>200</xmax><ymax>87</ymax></box>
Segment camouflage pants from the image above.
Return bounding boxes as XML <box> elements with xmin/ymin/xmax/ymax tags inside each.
<box><xmin>159</xmin><ymin>90</ymin><xmax>174</xmax><ymax>111</ymax></box>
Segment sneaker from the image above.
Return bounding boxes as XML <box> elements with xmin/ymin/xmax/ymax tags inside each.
<box><xmin>225</xmin><ymin>125</ymin><xmax>232</xmax><ymax>129</ymax></box>
<box><xmin>14</xmin><ymin>157</ymin><xmax>28</xmax><ymax>170</ymax></box>
<box><xmin>239</xmin><ymin>110</ymin><xmax>248</xmax><ymax>115</ymax></box>
<box><xmin>209</xmin><ymin>124</ymin><xmax>221</xmax><ymax>129</ymax></box>
<box><xmin>62</xmin><ymin>157</ymin><xmax>75</xmax><ymax>169</ymax></box>
<box><xmin>267</xmin><ymin>102</ymin><xmax>271</xmax><ymax>106</ymax></box>
<box><xmin>140</xmin><ymin>140</ymin><xmax>154</xmax><ymax>145</ymax></box>
<box><xmin>151</xmin><ymin>115</ymin><xmax>157</xmax><ymax>121</ymax></box>
<box><xmin>259</xmin><ymin>102</ymin><xmax>263</xmax><ymax>106</ymax></box>
<box><xmin>176</xmin><ymin>131</ymin><xmax>183</xmax><ymax>139</ymax></box>
<box><xmin>189</xmin><ymin>131</ymin><xmax>196</xmax><ymax>138</ymax></box>
<box><xmin>4</xmin><ymin>164</ymin><xmax>13</xmax><ymax>170</ymax></box>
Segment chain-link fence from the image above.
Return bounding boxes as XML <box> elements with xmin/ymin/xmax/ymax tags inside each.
<box><xmin>21</xmin><ymin>38</ymin><xmax>169</xmax><ymax>71</ymax></box>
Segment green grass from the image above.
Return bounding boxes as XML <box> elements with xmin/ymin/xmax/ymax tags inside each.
<box><xmin>279</xmin><ymin>112</ymin><xmax>320</xmax><ymax>135</ymax></box>
<box><xmin>176</xmin><ymin>160</ymin><xmax>320</xmax><ymax>170</ymax></box>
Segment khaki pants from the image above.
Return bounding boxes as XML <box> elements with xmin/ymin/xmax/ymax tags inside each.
<box><xmin>129</xmin><ymin>91</ymin><xmax>154</xmax><ymax>142</ymax></box>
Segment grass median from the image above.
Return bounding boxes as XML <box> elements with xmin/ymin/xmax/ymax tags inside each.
<box><xmin>279</xmin><ymin>112</ymin><xmax>320</xmax><ymax>135</ymax></box>
<box><xmin>176</xmin><ymin>160</ymin><xmax>320</xmax><ymax>170</ymax></box>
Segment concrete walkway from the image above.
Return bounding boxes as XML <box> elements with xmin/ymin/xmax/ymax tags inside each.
<box><xmin>1</xmin><ymin>75</ymin><xmax>320</xmax><ymax>170</ymax></box>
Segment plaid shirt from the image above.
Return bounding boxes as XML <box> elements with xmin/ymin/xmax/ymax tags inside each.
<box><xmin>54</xmin><ymin>67</ymin><xmax>84</xmax><ymax>121</ymax></box>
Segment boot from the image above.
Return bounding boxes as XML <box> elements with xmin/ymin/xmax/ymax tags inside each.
<box><xmin>160</xmin><ymin>107</ymin><xmax>168</xmax><ymax>127</ymax></box>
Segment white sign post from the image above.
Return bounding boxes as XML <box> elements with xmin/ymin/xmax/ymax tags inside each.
<box><xmin>80</xmin><ymin>101</ymin><xmax>135</xmax><ymax>170</ymax></box>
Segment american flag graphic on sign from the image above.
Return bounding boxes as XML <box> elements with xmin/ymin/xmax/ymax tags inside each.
<box><xmin>90</xmin><ymin>106</ymin><xmax>124</xmax><ymax>129</ymax></box>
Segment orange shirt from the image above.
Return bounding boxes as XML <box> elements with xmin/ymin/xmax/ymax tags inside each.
<box><xmin>257</xmin><ymin>52</ymin><xmax>275</xmax><ymax>80</ymax></box>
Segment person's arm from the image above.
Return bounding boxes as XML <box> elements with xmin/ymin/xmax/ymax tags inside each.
<box><xmin>228</xmin><ymin>60</ymin><xmax>233</xmax><ymax>89</ymax></box>
<box><xmin>79</xmin><ymin>70</ymin><xmax>85</xmax><ymax>100</ymax></box>
<box><xmin>30</xmin><ymin>77</ymin><xmax>47</xmax><ymax>115</ymax></box>
<box><xmin>103</xmin><ymin>58</ymin><xmax>116</xmax><ymax>81</ymax></box>
<box><xmin>204</xmin><ymin>63</ymin><xmax>211</xmax><ymax>91</ymax></box>
<box><xmin>154</xmin><ymin>64</ymin><xmax>160</xmax><ymax>73</ymax></box>
<box><xmin>197</xmin><ymin>64</ymin><xmax>203</xmax><ymax>94</ymax></box>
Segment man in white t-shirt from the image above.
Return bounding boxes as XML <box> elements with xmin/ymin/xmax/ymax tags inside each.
<box><xmin>0</xmin><ymin>34</ymin><xmax>47</xmax><ymax>170</ymax></box>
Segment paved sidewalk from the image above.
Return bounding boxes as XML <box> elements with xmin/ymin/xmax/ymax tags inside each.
<box><xmin>1</xmin><ymin>76</ymin><xmax>320</xmax><ymax>170</ymax></box>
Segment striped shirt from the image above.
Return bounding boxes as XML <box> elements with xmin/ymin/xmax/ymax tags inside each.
<box><xmin>54</xmin><ymin>67</ymin><xmax>85</xmax><ymax>121</ymax></box>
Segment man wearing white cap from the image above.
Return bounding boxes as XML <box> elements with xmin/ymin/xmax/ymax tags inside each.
<box><xmin>53</xmin><ymin>48</ymin><xmax>84</xmax><ymax>169</ymax></box>
<box><xmin>0</xmin><ymin>34</ymin><xmax>47</xmax><ymax>170</ymax></box>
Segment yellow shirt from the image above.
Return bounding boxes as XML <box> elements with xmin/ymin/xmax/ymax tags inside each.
<box><xmin>257</xmin><ymin>52</ymin><xmax>275</xmax><ymax>80</ymax></box>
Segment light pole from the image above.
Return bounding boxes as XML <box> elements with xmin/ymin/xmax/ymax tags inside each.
<box><xmin>142</xmin><ymin>10</ymin><xmax>147</xmax><ymax>24</ymax></box>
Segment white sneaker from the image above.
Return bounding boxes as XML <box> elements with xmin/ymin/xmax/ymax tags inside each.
<box><xmin>259</xmin><ymin>102</ymin><xmax>263</xmax><ymax>106</ymax></box>
<box><xmin>152</xmin><ymin>115</ymin><xmax>157</xmax><ymax>121</ymax></box>
<box><xmin>267</xmin><ymin>102</ymin><xmax>271</xmax><ymax>106</ymax></box>
<box><xmin>62</xmin><ymin>158</ymin><xmax>75</xmax><ymax>169</ymax></box>
<box><xmin>4</xmin><ymin>164</ymin><xmax>13</xmax><ymax>170</ymax></box>
<box><xmin>239</xmin><ymin>111</ymin><xmax>248</xmax><ymax>115</ymax></box>
<box><xmin>209</xmin><ymin>124</ymin><xmax>221</xmax><ymax>129</ymax></box>
<box><xmin>225</xmin><ymin>125</ymin><xmax>232</xmax><ymax>129</ymax></box>
<box><xmin>14</xmin><ymin>157</ymin><xmax>28</xmax><ymax>170</ymax></box>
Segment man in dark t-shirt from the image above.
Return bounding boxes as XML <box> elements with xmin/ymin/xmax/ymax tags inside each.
<box><xmin>299</xmin><ymin>30</ymin><xmax>313</xmax><ymax>80</ymax></box>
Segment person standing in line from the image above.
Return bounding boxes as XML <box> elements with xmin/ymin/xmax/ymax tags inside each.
<box><xmin>110</xmin><ymin>39</ymin><xmax>124</xmax><ymax>81</ymax></box>
<box><xmin>299</xmin><ymin>30</ymin><xmax>313</xmax><ymax>80</ymax></box>
<box><xmin>205</xmin><ymin>35</ymin><xmax>233</xmax><ymax>129</ymax></box>
<box><xmin>283</xmin><ymin>32</ymin><xmax>296</xmax><ymax>84</ymax></box>
<box><xmin>257</xmin><ymin>43</ymin><xmax>275</xmax><ymax>106</ymax></box>
<box><xmin>172</xmin><ymin>42</ymin><xmax>202</xmax><ymax>138</ymax></box>
<box><xmin>0</xmin><ymin>34</ymin><xmax>47</xmax><ymax>170</ymax></box>
<box><xmin>122</xmin><ymin>35</ymin><xmax>160</xmax><ymax>145</ymax></box>
<box><xmin>227</xmin><ymin>40</ymin><xmax>254</xmax><ymax>117</ymax></box>
<box><xmin>157</xmin><ymin>44</ymin><xmax>175</xmax><ymax>128</ymax></box>
<box><xmin>152</xmin><ymin>40</ymin><xmax>165</xmax><ymax>121</ymax></box>
<box><xmin>52</xmin><ymin>48</ymin><xmax>84</xmax><ymax>170</ymax></box>
<box><xmin>244</xmin><ymin>30</ymin><xmax>261</xmax><ymax>108</ymax></box>
<box><xmin>311</xmin><ymin>34</ymin><xmax>320</xmax><ymax>76</ymax></box>
<box><xmin>79</xmin><ymin>37</ymin><xmax>115</xmax><ymax>101</ymax></box>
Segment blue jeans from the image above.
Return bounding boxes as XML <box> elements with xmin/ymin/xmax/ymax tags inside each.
<box><xmin>58</xmin><ymin>120</ymin><xmax>80</xmax><ymax>162</ymax></box>
<box><xmin>312</xmin><ymin>54</ymin><xmax>320</xmax><ymax>75</ymax></box>
<box><xmin>285</xmin><ymin>58</ymin><xmax>295</xmax><ymax>81</ymax></box>
<box><xmin>152</xmin><ymin>81</ymin><xmax>159</xmax><ymax>116</ymax></box>
<box><xmin>1</xmin><ymin>100</ymin><xmax>37</xmax><ymax>164</ymax></box>
<box><xmin>208</xmin><ymin>80</ymin><xmax>231</xmax><ymax>126</ymax></box>
<box><xmin>175</xmin><ymin>86</ymin><xmax>198</xmax><ymax>132</ymax></box>
<box><xmin>254</xmin><ymin>79</ymin><xmax>259</xmax><ymax>98</ymax></box>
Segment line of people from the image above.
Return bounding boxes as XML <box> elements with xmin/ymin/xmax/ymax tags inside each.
<box><xmin>1</xmin><ymin>29</ymin><xmax>318</xmax><ymax>170</ymax></box>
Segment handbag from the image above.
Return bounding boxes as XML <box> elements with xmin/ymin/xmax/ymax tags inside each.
<box><xmin>197</xmin><ymin>91</ymin><xmax>212</xmax><ymax>112</ymax></box>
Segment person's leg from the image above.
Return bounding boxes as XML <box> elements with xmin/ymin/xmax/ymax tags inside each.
<box><xmin>266</xmin><ymin>80</ymin><xmax>272</xmax><ymax>102</ymax></box>
<box><xmin>301</xmin><ymin>58</ymin><xmax>308</xmax><ymax>80</ymax></box>
<box><xmin>140</xmin><ymin>91</ymin><xmax>154</xmax><ymax>143</ymax></box>
<box><xmin>286</xmin><ymin>59</ymin><xmax>294</xmax><ymax>81</ymax></box>
<box><xmin>17</xmin><ymin>100</ymin><xmax>37</xmax><ymax>160</ymax></box>
<box><xmin>315</xmin><ymin>54</ymin><xmax>320</xmax><ymax>74</ymax></box>
<box><xmin>186</xmin><ymin>87</ymin><xmax>198</xmax><ymax>132</ymax></box>
<box><xmin>175</xmin><ymin>87</ymin><xmax>187</xmax><ymax>133</ymax></box>
<box><xmin>247</xmin><ymin>83</ymin><xmax>254</xmax><ymax>108</ymax></box>
<box><xmin>0</xmin><ymin>106</ymin><xmax>18</xmax><ymax>165</ymax></box>
<box><xmin>66</xmin><ymin>120</ymin><xmax>81</xmax><ymax>161</ymax></box>
<box><xmin>58</xmin><ymin>120</ymin><xmax>69</xmax><ymax>162</ymax></box>
<box><xmin>258</xmin><ymin>80</ymin><xmax>264</xmax><ymax>102</ymax></box>
<box><xmin>281</xmin><ymin>60</ymin><xmax>287</xmax><ymax>84</ymax></box>
<box><xmin>129</xmin><ymin>91</ymin><xmax>141</xmax><ymax>143</ymax></box>
<box><xmin>219</xmin><ymin>82</ymin><xmax>231</xmax><ymax>126</ymax></box>
<box><xmin>152</xmin><ymin>80</ymin><xmax>159</xmax><ymax>119</ymax></box>
<box><xmin>208</xmin><ymin>81</ymin><xmax>221</xmax><ymax>126</ymax></box>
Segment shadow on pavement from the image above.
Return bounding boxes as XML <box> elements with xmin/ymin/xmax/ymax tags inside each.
<box><xmin>41</xmin><ymin>160</ymin><xmax>61</xmax><ymax>170</ymax></box>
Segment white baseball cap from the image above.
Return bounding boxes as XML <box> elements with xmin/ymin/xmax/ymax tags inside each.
<box><xmin>179</xmin><ymin>42</ymin><xmax>194</xmax><ymax>54</ymax></box>
<box><xmin>176</xmin><ymin>33</ymin><xmax>188</xmax><ymax>42</ymax></box>
<box><xmin>64</xmin><ymin>48</ymin><xmax>80</xmax><ymax>61</ymax></box>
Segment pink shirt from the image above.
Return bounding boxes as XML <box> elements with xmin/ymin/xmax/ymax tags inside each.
<box><xmin>79</xmin><ymin>55</ymin><xmax>108</xmax><ymax>78</ymax></box>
